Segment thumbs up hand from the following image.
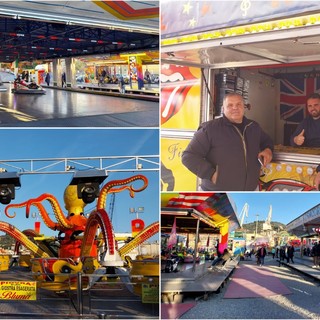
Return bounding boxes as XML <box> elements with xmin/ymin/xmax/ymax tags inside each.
<box><xmin>293</xmin><ymin>129</ymin><xmax>305</xmax><ymax>146</ymax></box>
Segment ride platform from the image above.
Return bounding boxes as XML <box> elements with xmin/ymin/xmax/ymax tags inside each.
<box><xmin>161</xmin><ymin>258</ymin><xmax>239</xmax><ymax>303</ymax></box>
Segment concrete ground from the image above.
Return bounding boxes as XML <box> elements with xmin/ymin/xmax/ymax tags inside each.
<box><xmin>0</xmin><ymin>83</ymin><xmax>159</xmax><ymax>127</ymax></box>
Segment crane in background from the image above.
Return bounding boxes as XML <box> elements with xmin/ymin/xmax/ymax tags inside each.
<box><xmin>263</xmin><ymin>205</ymin><xmax>273</xmax><ymax>232</ymax></box>
<box><xmin>240</xmin><ymin>203</ymin><xmax>249</xmax><ymax>228</ymax></box>
<box><xmin>109</xmin><ymin>193</ymin><xmax>116</xmax><ymax>222</ymax></box>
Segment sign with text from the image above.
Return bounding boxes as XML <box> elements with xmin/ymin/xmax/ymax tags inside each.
<box><xmin>161</xmin><ymin>137</ymin><xmax>197</xmax><ymax>191</ymax></box>
<box><xmin>142</xmin><ymin>283</ymin><xmax>159</xmax><ymax>304</ymax></box>
<box><xmin>0</xmin><ymin>281</ymin><xmax>37</xmax><ymax>300</ymax></box>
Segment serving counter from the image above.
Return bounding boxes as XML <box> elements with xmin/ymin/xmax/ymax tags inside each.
<box><xmin>259</xmin><ymin>145</ymin><xmax>320</xmax><ymax>191</ymax></box>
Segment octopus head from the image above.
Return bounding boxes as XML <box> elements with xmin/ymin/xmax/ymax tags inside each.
<box><xmin>64</xmin><ymin>185</ymin><xmax>86</xmax><ymax>216</ymax></box>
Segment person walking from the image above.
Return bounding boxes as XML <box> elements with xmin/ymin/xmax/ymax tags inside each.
<box><xmin>256</xmin><ymin>245</ymin><xmax>267</xmax><ymax>266</ymax></box>
<box><xmin>287</xmin><ymin>244</ymin><xmax>295</xmax><ymax>263</ymax></box>
<box><xmin>61</xmin><ymin>71</ymin><xmax>66</xmax><ymax>88</ymax></box>
<box><xmin>45</xmin><ymin>72</ymin><xmax>50</xmax><ymax>86</ymax></box>
<box><xmin>118</xmin><ymin>76</ymin><xmax>125</xmax><ymax>94</ymax></box>
<box><xmin>182</xmin><ymin>92</ymin><xmax>274</xmax><ymax>191</ymax></box>
<box><xmin>279</xmin><ymin>246</ymin><xmax>286</xmax><ymax>267</ymax></box>
<box><xmin>311</xmin><ymin>241</ymin><xmax>320</xmax><ymax>268</ymax></box>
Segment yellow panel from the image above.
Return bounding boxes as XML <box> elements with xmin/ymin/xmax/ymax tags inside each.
<box><xmin>161</xmin><ymin>138</ymin><xmax>197</xmax><ymax>191</ymax></box>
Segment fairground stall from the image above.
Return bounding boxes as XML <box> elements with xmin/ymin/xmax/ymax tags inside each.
<box><xmin>286</xmin><ymin>203</ymin><xmax>320</xmax><ymax>256</ymax></box>
<box><xmin>161</xmin><ymin>0</ymin><xmax>320</xmax><ymax>191</ymax></box>
<box><xmin>161</xmin><ymin>192</ymin><xmax>240</xmax><ymax>302</ymax></box>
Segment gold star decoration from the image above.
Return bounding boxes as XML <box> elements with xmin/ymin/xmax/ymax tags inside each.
<box><xmin>183</xmin><ymin>1</ymin><xmax>192</xmax><ymax>15</ymax></box>
<box><xmin>189</xmin><ymin>18</ymin><xmax>197</xmax><ymax>28</ymax></box>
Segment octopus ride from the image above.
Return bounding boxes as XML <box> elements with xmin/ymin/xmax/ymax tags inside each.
<box><xmin>0</xmin><ymin>173</ymin><xmax>159</xmax><ymax>293</ymax></box>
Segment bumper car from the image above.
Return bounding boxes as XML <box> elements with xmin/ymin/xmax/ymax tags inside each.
<box><xmin>12</xmin><ymin>79</ymin><xmax>46</xmax><ymax>94</ymax></box>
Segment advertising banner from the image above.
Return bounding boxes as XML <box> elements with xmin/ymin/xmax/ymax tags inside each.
<box><xmin>161</xmin><ymin>64</ymin><xmax>201</xmax><ymax>130</ymax></box>
<box><xmin>0</xmin><ymin>281</ymin><xmax>37</xmax><ymax>300</ymax></box>
<box><xmin>161</xmin><ymin>138</ymin><xmax>197</xmax><ymax>191</ymax></box>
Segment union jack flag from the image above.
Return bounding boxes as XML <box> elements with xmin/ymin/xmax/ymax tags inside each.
<box><xmin>280</xmin><ymin>77</ymin><xmax>320</xmax><ymax>123</ymax></box>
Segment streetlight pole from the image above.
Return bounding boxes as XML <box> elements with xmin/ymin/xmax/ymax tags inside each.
<box><xmin>129</xmin><ymin>207</ymin><xmax>144</xmax><ymax>220</ymax></box>
<box><xmin>255</xmin><ymin>214</ymin><xmax>259</xmax><ymax>239</ymax></box>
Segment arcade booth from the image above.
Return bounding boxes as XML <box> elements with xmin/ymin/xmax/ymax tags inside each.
<box><xmin>161</xmin><ymin>1</ymin><xmax>320</xmax><ymax>191</ymax></box>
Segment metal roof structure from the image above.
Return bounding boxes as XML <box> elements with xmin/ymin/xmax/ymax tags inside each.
<box><xmin>161</xmin><ymin>193</ymin><xmax>240</xmax><ymax>235</ymax></box>
<box><xmin>0</xmin><ymin>0</ymin><xmax>159</xmax><ymax>63</ymax></box>
<box><xmin>161</xmin><ymin>208</ymin><xmax>221</xmax><ymax>235</ymax></box>
<box><xmin>286</xmin><ymin>204</ymin><xmax>320</xmax><ymax>238</ymax></box>
<box><xmin>161</xmin><ymin>1</ymin><xmax>320</xmax><ymax>69</ymax></box>
<box><xmin>0</xmin><ymin>155</ymin><xmax>160</xmax><ymax>175</ymax></box>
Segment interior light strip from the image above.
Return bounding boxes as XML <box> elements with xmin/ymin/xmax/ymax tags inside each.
<box><xmin>161</xmin><ymin>13</ymin><xmax>320</xmax><ymax>46</ymax></box>
<box><xmin>0</xmin><ymin>8</ymin><xmax>158</xmax><ymax>35</ymax></box>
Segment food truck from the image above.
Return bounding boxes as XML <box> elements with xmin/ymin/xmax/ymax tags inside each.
<box><xmin>160</xmin><ymin>0</ymin><xmax>320</xmax><ymax>191</ymax></box>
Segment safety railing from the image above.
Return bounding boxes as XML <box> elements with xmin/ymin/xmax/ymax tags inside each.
<box><xmin>0</xmin><ymin>269</ymin><xmax>159</xmax><ymax>319</ymax></box>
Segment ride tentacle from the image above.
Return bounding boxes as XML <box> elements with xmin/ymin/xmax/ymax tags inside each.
<box><xmin>0</xmin><ymin>173</ymin><xmax>157</xmax><ymax>289</ymax></box>
<box><xmin>118</xmin><ymin>221</ymin><xmax>159</xmax><ymax>258</ymax></box>
<box><xmin>81</xmin><ymin>208</ymin><xmax>115</xmax><ymax>256</ymax></box>
<box><xmin>31</xmin><ymin>194</ymin><xmax>74</xmax><ymax>229</ymax></box>
<box><xmin>5</xmin><ymin>193</ymin><xmax>74</xmax><ymax>230</ymax></box>
<box><xmin>14</xmin><ymin>229</ymin><xmax>56</xmax><ymax>258</ymax></box>
<box><xmin>6</xmin><ymin>199</ymin><xmax>60</xmax><ymax>230</ymax></box>
<box><xmin>0</xmin><ymin>221</ymin><xmax>49</xmax><ymax>258</ymax></box>
<box><xmin>97</xmin><ymin>174</ymin><xmax>148</xmax><ymax>210</ymax></box>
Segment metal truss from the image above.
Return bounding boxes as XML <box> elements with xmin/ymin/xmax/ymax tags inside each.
<box><xmin>0</xmin><ymin>155</ymin><xmax>159</xmax><ymax>176</ymax></box>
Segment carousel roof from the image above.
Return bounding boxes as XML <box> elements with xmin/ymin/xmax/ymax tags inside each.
<box><xmin>161</xmin><ymin>192</ymin><xmax>240</xmax><ymax>235</ymax></box>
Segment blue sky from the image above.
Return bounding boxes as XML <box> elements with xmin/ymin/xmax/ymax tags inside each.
<box><xmin>0</xmin><ymin>128</ymin><xmax>159</xmax><ymax>240</ymax></box>
<box><xmin>228</xmin><ymin>192</ymin><xmax>320</xmax><ymax>226</ymax></box>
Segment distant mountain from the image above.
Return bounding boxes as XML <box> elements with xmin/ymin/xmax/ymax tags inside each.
<box><xmin>241</xmin><ymin>221</ymin><xmax>286</xmax><ymax>233</ymax></box>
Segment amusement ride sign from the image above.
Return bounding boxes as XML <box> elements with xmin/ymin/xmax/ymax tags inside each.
<box><xmin>0</xmin><ymin>281</ymin><xmax>37</xmax><ymax>300</ymax></box>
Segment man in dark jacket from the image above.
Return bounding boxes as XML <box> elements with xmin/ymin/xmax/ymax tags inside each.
<box><xmin>181</xmin><ymin>93</ymin><xmax>273</xmax><ymax>191</ymax></box>
<box><xmin>256</xmin><ymin>245</ymin><xmax>267</xmax><ymax>266</ymax></box>
<box><xmin>287</xmin><ymin>245</ymin><xmax>295</xmax><ymax>263</ymax></box>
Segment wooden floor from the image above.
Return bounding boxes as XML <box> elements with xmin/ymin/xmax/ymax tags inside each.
<box><xmin>161</xmin><ymin>259</ymin><xmax>238</xmax><ymax>296</ymax></box>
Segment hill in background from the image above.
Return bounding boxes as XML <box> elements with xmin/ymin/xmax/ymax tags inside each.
<box><xmin>242</xmin><ymin>221</ymin><xmax>286</xmax><ymax>233</ymax></box>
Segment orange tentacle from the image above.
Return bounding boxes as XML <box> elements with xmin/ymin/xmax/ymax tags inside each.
<box><xmin>5</xmin><ymin>200</ymin><xmax>31</xmax><ymax>218</ymax></box>
<box><xmin>97</xmin><ymin>175</ymin><xmax>148</xmax><ymax>210</ymax></box>
<box><xmin>29</xmin><ymin>202</ymin><xmax>61</xmax><ymax>231</ymax></box>
<box><xmin>27</xmin><ymin>194</ymin><xmax>73</xmax><ymax>229</ymax></box>
<box><xmin>81</xmin><ymin>208</ymin><xmax>116</xmax><ymax>257</ymax></box>
<box><xmin>6</xmin><ymin>193</ymin><xmax>73</xmax><ymax>230</ymax></box>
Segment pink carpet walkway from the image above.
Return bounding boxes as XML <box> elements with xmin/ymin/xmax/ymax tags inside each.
<box><xmin>224</xmin><ymin>264</ymin><xmax>292</xmax><ymax>299</ymax></box>
<box><xmin>161</xmin><ymin>302</ymin><xmax>196</xmax><ymax>319</ymax></box>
